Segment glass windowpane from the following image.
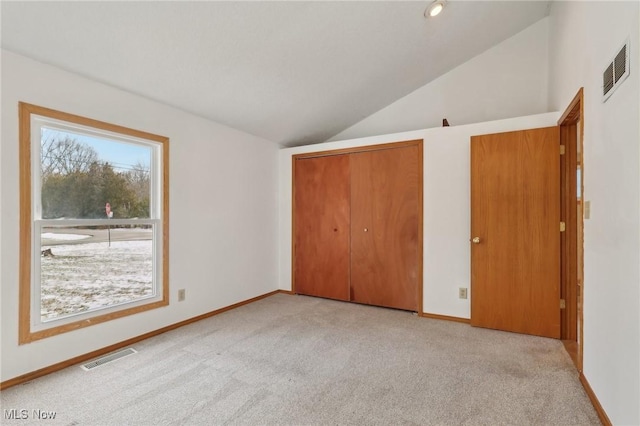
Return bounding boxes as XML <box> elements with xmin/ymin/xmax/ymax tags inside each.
<box><xmin>40</xmin><ymin>127</ymin><xmax>152</xmax><ymax>219</ymax></box>
<box><xmin>40</xmin><ymin>225</ymin><xmax>153</xmax><ymax>322</ymax></box>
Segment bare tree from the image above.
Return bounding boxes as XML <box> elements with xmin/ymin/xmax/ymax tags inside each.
<box><xmin>126</xmin><ymin>161</ymin><xmax>150</xmax><ymax>200</ymax></box>
<box><xmin>41</xmin><ymin>136</ymin><xmax>98</xmax><ymax>178</ymax></box>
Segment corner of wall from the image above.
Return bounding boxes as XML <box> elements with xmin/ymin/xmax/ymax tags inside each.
<box><xmin>547</xmin><ymin>1</ymin><xmax>640</xmax><ymax>424</ymax></box>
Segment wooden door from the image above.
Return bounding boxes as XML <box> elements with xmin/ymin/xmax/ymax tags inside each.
<box><xmin>350</xmin><ymin>145</ymin><xmax>421</xmax><ymax>311</ymax></box>
<box><xmin>294</xmin><ymin>154</ymin><xmax>351</xmax><ymax>300</ymax></box>
<box><xmin>470</xmin><ymin>127</ymin><xmax>560</xmax><ymax>338</ymax></box>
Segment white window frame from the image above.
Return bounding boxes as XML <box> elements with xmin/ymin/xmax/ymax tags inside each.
<box><xmin>19</xmin><ymin>102</ymin><xmax>169</xmax><ymax>344</ymax></box>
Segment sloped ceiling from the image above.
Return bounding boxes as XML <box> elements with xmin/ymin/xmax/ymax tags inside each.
<box><xmin>1</xmin><ymin>1</ymin><xmax>550</xmax><ymax>146</ymax></box>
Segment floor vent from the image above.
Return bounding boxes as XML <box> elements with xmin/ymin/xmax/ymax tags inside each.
<box><xmin>603</xmin><ymin>38</ymin><xmax>630</xmax><ymax>102</ymax></box>
<box><xmin>81</xmin><ymin>348</ymin><xmax>137</xmax><ymax>371</ymax></box>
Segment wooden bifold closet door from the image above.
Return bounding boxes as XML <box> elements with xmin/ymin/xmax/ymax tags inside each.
<box><xmin>293</xmin><ymin>142</ymin><xmax>422</xmax><ymax>312</ymax></box>
<box><xmin>294</xmin><ymin>154</ymin><xmax>351</xmax><ymax>301</ymax></box>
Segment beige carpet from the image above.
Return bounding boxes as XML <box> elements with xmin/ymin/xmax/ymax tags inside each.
<box><xmin>0</xmin><ymin>294</ymin><xmax>600</xmax><ymax>425</ymax></box>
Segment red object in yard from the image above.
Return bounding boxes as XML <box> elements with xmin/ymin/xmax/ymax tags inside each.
<box><xmin>105</xmin><ymin>202</ymin><xmax>111</xmax><ymax>216</ymax></box>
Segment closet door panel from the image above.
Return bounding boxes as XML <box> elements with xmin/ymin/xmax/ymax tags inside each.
<box><xmin>294</xmin><ymin>155</ymin><xmax>350</xmax><ymax>301</ymax></box>
<box><xmin>350</xmin><ymin>146</ymin><xmax>420</xmax><ymax>311</ymax></box>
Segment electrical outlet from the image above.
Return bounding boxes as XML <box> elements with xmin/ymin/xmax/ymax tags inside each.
<box><xmin>178</xmin><ymin>289</ymin><xmax>186</xmax><ymax>302</ymax></box>
<box><xmin>458</xmin><ymin>287</ymin><xmax>468</xmax><ymax>299</ymax></box>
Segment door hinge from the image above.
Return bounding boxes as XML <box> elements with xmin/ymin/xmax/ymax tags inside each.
<box><xmin>560</xmin><ymin>145</ymin><xmax>566</xmax><ymax>155</ymax></box>
<box><xmin>560</xmin><ymin>222</ymin><xmax>566</xmax><ymax>232</ymax></box>
<box><xmin>560</xmin><ymin>299</ymin><xmax>566</xmax><ymax>309</ymax></box>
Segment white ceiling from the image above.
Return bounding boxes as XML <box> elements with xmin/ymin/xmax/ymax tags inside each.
<box><xmin>1</xmin><ymin>1</ymin><xmax>550</xmax><ymax>147</ymax></box>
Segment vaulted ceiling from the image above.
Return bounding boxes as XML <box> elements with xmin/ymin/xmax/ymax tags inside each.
<box><xmin>1</xmin><ymin>1</ymin><xmax>550</xmax><ymax>146</ymax></box>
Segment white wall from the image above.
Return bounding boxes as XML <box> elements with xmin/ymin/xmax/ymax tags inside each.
<box><xmin>0</xmin><ymin>50</ymin><xmax>280</xmax><ymax>382</ymax></box>
<box><xmin>279</xmin><ymin>112</ymin><xmax>559</xmax><ymax>319</ymax></box>
<box><xmin>328</xmin><ymin>18</ymin><xmax>549</xmax><ymax>142</ymax></box>
<box><xmin>548</xmin><ymin>2</ymin><xmax>640</xmax><ymax>424</ymax></box>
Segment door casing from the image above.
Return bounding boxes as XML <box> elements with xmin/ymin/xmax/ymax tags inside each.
<box><xmin>559</xmin><ymin>88</ymin><xmax>585</xmax><ymax>372</ymax></box>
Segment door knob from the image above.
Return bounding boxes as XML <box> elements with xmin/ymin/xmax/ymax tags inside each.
<box><xmin>471</xmin><ymin>237</ymin><xmax>481</xmax><ymax>244</ymax></box>
<box><xmin>364</xmin><ymin>228</ymin><xmax>368</xmax><ymax>232</ymax></box>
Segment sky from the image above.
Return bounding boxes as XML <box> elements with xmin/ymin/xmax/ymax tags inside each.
<box><xmin>42</xmin><ymin>127</ymin><xmax>151</xmax><ymax>172</ymax></box>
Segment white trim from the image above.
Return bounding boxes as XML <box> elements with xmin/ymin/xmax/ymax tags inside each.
<box><xmin>33</xmin><ymin>114</ymin><xmax>160</xmax><ymax>151</ymax></box>
<box><xmin>39</xmin><ymin>219</ymin><xmax>159</xmax><ymax>227</ymax></box>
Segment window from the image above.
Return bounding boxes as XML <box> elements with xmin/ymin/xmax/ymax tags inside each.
<box><xmin>19</xmin><ymin>103</ymin><xmax>169</xmax><ymax>343</ymax></box>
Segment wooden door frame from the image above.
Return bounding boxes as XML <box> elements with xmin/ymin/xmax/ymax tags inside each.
<box><xmin>291</xmin><ymin>139</ymin><xmax>424</xmax><ymax>314</ymax></box>
<box><xmin>558</xmin><ymin>88</ymin><xmax>585</xmax><ymax>372</ymax></box>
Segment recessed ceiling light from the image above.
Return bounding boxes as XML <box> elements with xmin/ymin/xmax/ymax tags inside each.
<box><xmin>425</xmin><ymin>1</ymin><xmax>445</xmax><ymax>18</ymax></box>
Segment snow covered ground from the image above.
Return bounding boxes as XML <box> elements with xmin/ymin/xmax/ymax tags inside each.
<box><xmin>40</xmin><ymin>240</ymin><xmax>153</xmax><ymax>321</ymax></box>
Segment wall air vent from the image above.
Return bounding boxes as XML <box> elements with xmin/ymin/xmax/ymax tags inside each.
<box><xmin>603</xmin><ymin>38</ymin><xmax>630</xmax><ymax>102</ymax></box>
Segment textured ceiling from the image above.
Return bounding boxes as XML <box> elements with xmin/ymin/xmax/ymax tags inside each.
<box><xmin>1</xmin><ymin>1</ymin><xmax>550</xmax><ymax>146</ymax></box>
